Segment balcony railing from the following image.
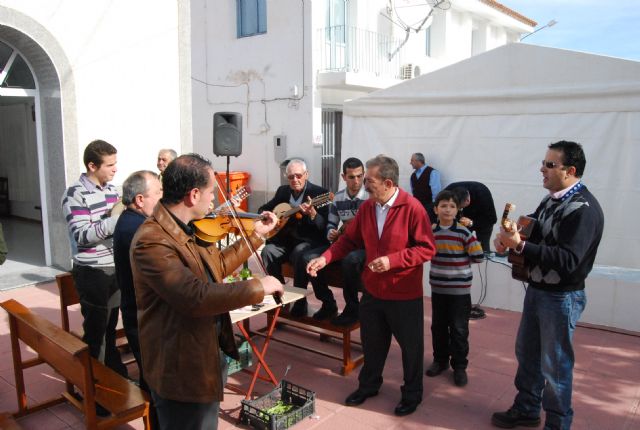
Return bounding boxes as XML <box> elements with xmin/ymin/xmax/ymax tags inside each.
<box><xmin>318</xmin><ymin>26</ymin><xmax>405</xmax><ymax>80</ymax></box>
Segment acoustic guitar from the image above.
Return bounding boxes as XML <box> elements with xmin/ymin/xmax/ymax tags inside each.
<box><xmin>265</xmin><ymin>192</ymin><xmax>333</xmax><ymax>239</ymax></box>
<box><xmin>500</xmin><ymin>203</ymin><xmax>535</xmax><ymax>282</ymax></box>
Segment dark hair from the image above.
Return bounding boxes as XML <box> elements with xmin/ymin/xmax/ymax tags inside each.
<box><xmin>451</xmin><ymin>187</ymin><xmax>469</xmax><ymax>204</ymax></box>
<box><xmin>83</xmin><ymin>140</ymin><xmax>117</xmax><ymax>169</ymax></box>
<box><xmin>366</xmin><ymin>155</ymin><xmax>399</xmax><ymax>185</ymax></box>
<box><xmin>548</xmin><ymin>140</ymin><xmax>586</xmax><ymax>177</ymax></box>
<box><xmin>122</xmin><ymin>170</ymin><xmax>157</xmax><ymax>205</ymax></box>
<box><xmin>342</xmin><ymin>157</ymin><xmax>364</xmax><ymax>174</ymax></box>
<box><xmin>434</xmin><ymin>190</ymin><xmax>459</xmax><ymax>208</ymax></box>
<box><xmin>160</xmin><ymin>153</ymin><xmax>212</xmax><ymax>205</ymax></box>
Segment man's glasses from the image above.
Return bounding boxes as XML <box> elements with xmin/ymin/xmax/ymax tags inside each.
<box><xmin>541</xmin><ymin>160</ymin><xmax>564</xmax><ymax>169</ymax></box>
<box><xmin>287</xmin><ymin>172</ymin><xmax>306</xmax><ymax>180</ymax></box>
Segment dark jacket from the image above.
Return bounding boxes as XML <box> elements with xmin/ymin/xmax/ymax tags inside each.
<box><xmin>258</xmin><ymin>181</ymin><xmax>330</xmax><ymax>246</ymax></box>
<box><xmin>114</xmin><ymin>209</ymin><xmax>146</xmax><ymax>317</ymax></box>
<box><xmin>445</xmin><ymin>181</ymin><xmax>498</xmax><ymax>232</ymax></box>
<box><xmin>130</xmin><ymin>203</ymin><xmax>265</xmax><ymax>403</ymax></box>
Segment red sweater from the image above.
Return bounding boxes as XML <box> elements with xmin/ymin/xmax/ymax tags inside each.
<box><xmin>322</xmin><ymin>188</ymin><xmax>435</xmax><ymax>300</ymax></box>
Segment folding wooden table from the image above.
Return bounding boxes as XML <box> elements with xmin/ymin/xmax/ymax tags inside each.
<box><xmin>229</xmin><ymin>287</ymin><xmax>304</xmax><ymax>399</ymax></box>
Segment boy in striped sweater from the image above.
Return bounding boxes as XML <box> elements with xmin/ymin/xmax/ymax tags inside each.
<box><xmin>426</xmin><ymin>190</ymin><xmax>484</xmax><ymax>386</ymax></box>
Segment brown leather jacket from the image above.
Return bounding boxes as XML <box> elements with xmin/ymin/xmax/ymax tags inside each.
<box><xmin>130</xmin><ymin>203</ymin><xmax>265</xmax><ymax>403</ymax></box>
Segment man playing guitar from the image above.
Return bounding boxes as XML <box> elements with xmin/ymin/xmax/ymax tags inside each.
<box><xmin>259</xmin><ymin>159</ymin><xmax>331</xmax><ymax>318</ymax></box>
<box><xmin>491</xmin><ymin>141</ymin><xmax>604</xmax><ymax>430</ymax></box>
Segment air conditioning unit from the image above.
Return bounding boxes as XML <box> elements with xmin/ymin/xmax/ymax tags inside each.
<box><xmin>400</xmin><ymin>64</ymin><xmax>421</xmax><ymax>80</ymax></box>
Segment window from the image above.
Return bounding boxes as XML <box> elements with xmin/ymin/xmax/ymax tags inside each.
<box><xmin>237</xmin><ymin>0</ymin><xmax>267</xmax><ymax>38</ymax></box>
<box><xmin>325</xmin><ymin>0</ymin><xmax>346</xmax><ymax>43</ymax></box>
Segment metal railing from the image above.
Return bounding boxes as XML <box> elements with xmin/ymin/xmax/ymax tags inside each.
<box><xmin>318</xmin><ymin>26</ymin><xmax>405</xmax><ymax>80</ymax></box>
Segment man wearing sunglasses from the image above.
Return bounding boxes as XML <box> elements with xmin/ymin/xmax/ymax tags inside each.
<box><xmin>492</xmin><ymin>141</ymin><xmax>604</xmax><ymax>430</ymax></box>
<box><xmin>259</xmin><ymin>159</ymin><xmax>332</xmax><ymax>318</ymax></box>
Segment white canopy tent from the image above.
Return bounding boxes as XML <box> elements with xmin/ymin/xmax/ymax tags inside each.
<box><xmin>342</xmin><ymin>43</ymin><xmax>640</xmax><ymax>330</ymax></box>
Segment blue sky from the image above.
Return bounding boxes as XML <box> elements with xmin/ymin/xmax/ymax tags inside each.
<box><xmin>504</xmin><ymin>0</ymin><xmax>640</xmax><ymax>61</ymax></box>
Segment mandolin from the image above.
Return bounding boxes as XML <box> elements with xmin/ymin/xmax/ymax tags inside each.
<box><xmin>264</xmin><ymin>192</ymin><xmax>334</xmax><ymax>239</ymax></box>
<box><xmin>501</xmin><ymin>203</ymin><xmax>535</xmax><ymax>282</ymax></box>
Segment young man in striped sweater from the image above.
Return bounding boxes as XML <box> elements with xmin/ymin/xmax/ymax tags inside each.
<box><xmin>61</xmin><ymin>140</ymin><xmax>126</xmax><ymax>376</ymax></box>
<box><xmin>427</xmin><ymin>189</ymin><xmax>484</xmax><ymax>386</ymax></box>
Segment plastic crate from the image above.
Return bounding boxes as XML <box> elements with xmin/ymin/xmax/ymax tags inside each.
<box><xmin>227</xmin><ymin>340</ymin><xmax>252</xmax><ymax>375</ymax></box>
<box><xmin>241</xmin><ymin>380</ymin><xmax>315</xmax><ymax>430</ymax></box>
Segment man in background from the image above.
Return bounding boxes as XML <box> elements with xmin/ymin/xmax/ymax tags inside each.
<box><xmin>410</xmin><ymin>152</ymin><xmax>440</xmax><ymax>222</ymax></box>
<box><xmin>157</xmin><ymin>148</ymin><xmax>177</xmax><ymax>182</ymax></box>
<box><xmin>445</xmin><ymin>181</ymin><xmax>497</xmax><ymax>253</ymax></box>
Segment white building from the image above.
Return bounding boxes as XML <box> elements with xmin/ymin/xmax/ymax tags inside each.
<box><xmin>0</xmin><ymin>0</ymin><xmax>534</xmax><ymax>268</ymax></box>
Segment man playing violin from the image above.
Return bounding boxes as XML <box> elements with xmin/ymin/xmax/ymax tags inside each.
<box><xmin>259</xmin><ymin>158</ymin><xmax>332</xmax><ymax>318</ymax></box>
<box><xmin>130</xmin><ymin>153</ymin><xmax>283</xmax><ymax>430</ymax></box>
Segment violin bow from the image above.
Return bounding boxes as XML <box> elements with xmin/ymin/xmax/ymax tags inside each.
<box><xmin>213</xmin><ymin>172</ymin><xmax>283</xmax><ymax>305</ymax></box>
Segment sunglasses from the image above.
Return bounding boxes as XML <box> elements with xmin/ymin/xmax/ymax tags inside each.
<box><xmin>541</xmin><ymin>160</ymin><xmax>564</xmax><ymax>169</ymax></box>
<box><xmin>287</xmin><ymin>172</ymin><xmax>306</xmax><ymax>180</ymax></box>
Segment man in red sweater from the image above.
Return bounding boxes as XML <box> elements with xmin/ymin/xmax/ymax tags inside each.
<box><xmin>307</xmin><ymin>155</ymin><xmax>435</xmax><ymax>416</ymax></box>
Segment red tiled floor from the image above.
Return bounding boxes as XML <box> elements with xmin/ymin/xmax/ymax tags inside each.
<box><xmin>1</xmin><ymin>282</ymin><xmax>640</xmax><ymax>429</ymax></box>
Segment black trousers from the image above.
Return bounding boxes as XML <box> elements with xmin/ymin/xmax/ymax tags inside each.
<box><xmin>358</xmin><ymin>291</ymin><xmax>424</xmax><ymax>403</ymax></box>
<box><xmin>72</xmin><ymin>264</ymin><xmax>127</xmax><ymax>377</ymax></box>
<box><xmin>262</xmin><ymin>240</ymin><xmax>334</xmax><ymax>305</ymax></box>
<box><xmin>474</xmin><ymin>226</ymin><xmax>494</xmax><ymax>254</ymax></box>
<box><xmin>430</xmin><ymin>292</ymin><xmax>471</xmax><ymax>369</ymax></box>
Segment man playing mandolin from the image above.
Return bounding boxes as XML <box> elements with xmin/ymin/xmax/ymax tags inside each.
<box><xmin>492</xmin><ymin>141</ymin><xmax>604</xmax><ymax>430</ymax></box>
<box><xmin>259</xmin><ymin>158</ymin><xmax>332</xmax><ymax>318</ymax></box>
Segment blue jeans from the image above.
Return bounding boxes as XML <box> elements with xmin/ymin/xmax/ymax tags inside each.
<box><xmin>513</xmin><ymin>287</ymin><xmax>586</xmax><ymax>430</ymax></box>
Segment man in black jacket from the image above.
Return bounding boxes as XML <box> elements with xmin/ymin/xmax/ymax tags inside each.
<box><xmin>113</xmin><ymin>170</ymin><xmax>162</xmax><ymax>390</ymax></box>
<box><xmin>259</xmin><ymin>159</ymin><xmax>332</xmax><ymax>318</ymax></box>
<box><xmin>445</xmin><ymin>181</ymin><xmax>497</xmax><ymax>253</ymax></box>
<box><xmin>491</xmin><ymin>141</ymin><xmax>604</xmax><ymax>430</ymax></box>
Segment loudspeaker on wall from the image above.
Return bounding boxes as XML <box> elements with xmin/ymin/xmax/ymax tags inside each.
<box><xmin>213</xmin><ymin>112</ymin><xmax>242</xmax><ymax>156</ymax></box>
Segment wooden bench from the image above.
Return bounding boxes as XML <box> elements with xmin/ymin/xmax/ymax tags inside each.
<box><xmin>264</xmin><ymin>262</ymin><xmax>363</xmax><ymax>375</ymax></box>
<box><xmin>1</xmin><ymin>299</ymin><xmax>151</xmax><ymax>429</ymax></box>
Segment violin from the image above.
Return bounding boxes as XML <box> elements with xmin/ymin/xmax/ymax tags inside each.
<box><xmin>192</xmin><ymin>211</ymin><xmax>266</xmax><ymax>244</ymax></box>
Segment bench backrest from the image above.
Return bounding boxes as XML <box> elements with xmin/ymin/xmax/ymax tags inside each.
<box><xmin>56</xmin><ymin>272</ymin><xmax>80</xmax><ymax>332</ymax></box>
<box><xmin>1</xmin><ymin>299</ymin><xmax>94</xmax><ymax>392</ymax></box>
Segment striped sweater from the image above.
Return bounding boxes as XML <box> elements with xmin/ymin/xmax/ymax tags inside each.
<box><xmin>430</xmin><ymin>222</ymin><xmax>484</xmax><ymax>295</ymax></box>
<box><xmin>61</xmin><ymin>174</ymin><xmax>120</xmax><ymax>267</ymax></box>
<box><xmin>326</xmin><ymin>186</ymin><xmax>368</xmax><ymax>239</ymax></box>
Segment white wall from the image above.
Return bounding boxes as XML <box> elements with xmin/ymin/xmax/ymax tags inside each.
<box><xmin>2</xmin><ymin>0</ymin><xmax>184</xmax><ymax>184</ymax></box>
<box><xmin>191</xmin><ymin>0</ymin><xmax>318</xmax><ymax>209</ymax></box>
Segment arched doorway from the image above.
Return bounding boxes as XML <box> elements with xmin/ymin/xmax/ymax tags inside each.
<box><xmin>0</xmin><ymin>15</ymin><xmax>79</xmax><ymax>284</ymax></box>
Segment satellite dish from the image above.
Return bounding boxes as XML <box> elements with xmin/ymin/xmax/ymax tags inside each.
<box><xmin>393</xmin><ymin>0</ymin><xmax>434</xmax><ymax>30</ymax></box>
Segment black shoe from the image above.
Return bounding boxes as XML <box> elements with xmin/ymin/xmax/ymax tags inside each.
<box><xmin>453</xmin><ymin>369</ymin><xmax>468</xmax><ymax>387</ymax></box>
<box><xmin>425</xmin><ymin>361</ymin><xmax>450</xmax><ymax>377</ymax></box>
<box><xmin>331</xmin><ymin>310</ymin><xmax>359</xmax><ymax>326</ymax></box>
<box><xmin>289</xmin><ymin>299</ymin><xmax>308</xmax><ymax>318</ymax></box>
<box><xmin>394</xmin><ymin>399</ymin><xmax>420</xmax><ymax>416</ymax></box>
<box><xmin>344</xmin><ymin>389</ymin><xmax>378</xmax><ymax>406</ymax></box>
<box><xmin>312</xmin><ymin>302</ymin><xmax>338</xmax><ymax>320</ymax></box>
<box><xmin>491</xmin><ymin>408</ymin><xmax>541</xmax><ymax>428</ymax></box>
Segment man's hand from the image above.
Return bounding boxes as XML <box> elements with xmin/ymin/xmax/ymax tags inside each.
<box><xmin>306</xmin><ymin>256</ymin><xmax>327</xmax><ymax>277</ymax></box>
<box><xmin>259</xmin><ymin>275</ymin><xmax>284</xmax><ymax>297</ymax></box>
<box><xmin>459</xmin><ymin>216</ymin><xmax>473</xmax><ymax>227</ymax></box>
<box><xmin>327</xmin><ymin>228</ymin><xmax>340</xmax><ymax>242</ymax></box>
<box><xmin>495</xmin><ymin>226</ymin><xmax>520</xmax><ymax>251</ymax></box>
<box><xmin>253</xmin><ymin>211</ymin><xmax>278</xmax><ymax>236</ymax></box>
<box><xmin>368</xmin><ymin>256</ymin><xmax>390</xmax><ymax>273</ymax></box>
<box><xmin>299</xmin><ymin>196</ymin><xmax>317</xmax><ymax>220</ymax></box>
<box><xmin>110</xmin><ymin>200</ymin><xmax>125</xmax><ymax>218</ymax></box>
